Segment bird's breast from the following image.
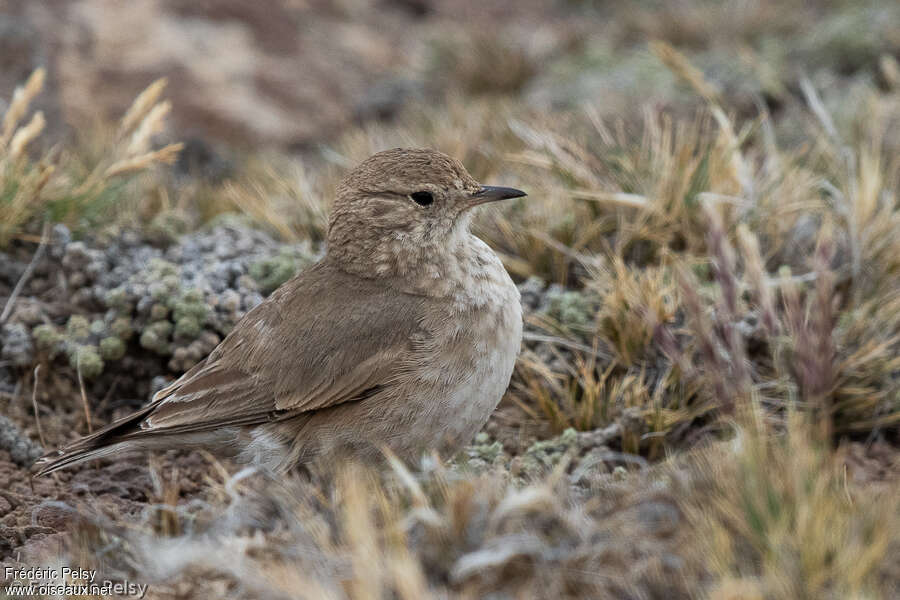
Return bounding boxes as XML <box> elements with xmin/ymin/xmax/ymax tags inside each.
<box><xmin>401</xmin><ymin>239</ymin><xmax>522</xmax><ymax>452</ymax></box>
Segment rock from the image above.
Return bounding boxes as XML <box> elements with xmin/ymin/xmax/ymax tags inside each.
<box><xmin>174</xmin><ymin>137</ymin><xmax>233</xmax><ymax>182</ymax></box>
<box><xmin>61</xmin><ymin>242</ymin><xmax>93</xmax><ymax>271</ymax></box>
<box><xmin>354</xmin><ymin>77</ymin><xmax>420</xmax><ymax>122</ymax></box>
<box><xmin>49</xmin><ymin>224</ymin><xmax>71</xmax><ymax>259</ymax></box>
<box><xmin>0</xmin><ymin>415</ymin><xmax>43</xmax><ymax>467</ymax></box>
<box><xmin>517</xmin><ymin>276</ymin><xmax>546</xmax><ymax>312</ymax></box>
<box><xmin>1</xmin><ymin>323</ymin><xmax>34</xmax><ymax>367</ymax></box>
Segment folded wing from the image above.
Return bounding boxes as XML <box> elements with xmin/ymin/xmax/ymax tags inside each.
<box><xmin>34</xmin><ymin>260</ymin><xmax>426</xmax><ymax>475</ymax></box>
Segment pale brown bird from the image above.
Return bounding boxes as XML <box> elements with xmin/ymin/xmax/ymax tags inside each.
<box><xmin>36</xmin><ymin>148</ymin><xmax>525</xmax><ymax>475</ymax></box>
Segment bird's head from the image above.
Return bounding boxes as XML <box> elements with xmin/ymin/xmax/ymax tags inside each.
<box><xmin>327</xmin><ymin>148</ymin><xmax>525</xmax><ymax>277</ymax></box>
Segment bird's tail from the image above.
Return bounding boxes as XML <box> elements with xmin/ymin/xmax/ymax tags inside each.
<box><xmin>32</xmin><ymin>404</ymin><xmax>156</xmax><ymax>476</ymax></box>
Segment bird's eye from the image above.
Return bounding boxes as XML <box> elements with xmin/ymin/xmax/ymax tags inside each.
<box><xmin>410</xmin><ymin>191</ymin><xmax>434</xmax><ymax>206</ymax></box>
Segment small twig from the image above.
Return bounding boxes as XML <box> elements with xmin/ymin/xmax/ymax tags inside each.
<box><xmin>571</xmin><ymin>189</ymin><xmax>649</xmax><ymax>209</ymax></box>
<box><xmin>799</xmin><ymin>76</ymin><xmax>840</xmax><ymax>145</ymax></box>
<box><xmin>526</xmin><ymin>230</ymin><xmax>600</xmax><ymax>268</ymax></box>
<box><xmin>0</xmin><ymin>221</ymin><xmax>50</xmax><ymax>324</ymax></box>
<box><xmin>76</xmin><ymin>356</ymin><xmax>94</xmax><ymax>434</ymax></box>
<box><xmin>522</xmin><ymin>331</ymin><xmax>612</xmax><ymax>360</ymax></box>
<box><xmin>31</xmin><ymin>364</ymin><xmax>46</xmax><ymax>448</ymax></box>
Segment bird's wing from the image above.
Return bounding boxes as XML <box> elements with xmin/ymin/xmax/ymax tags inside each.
<box><xmin>138</xmin><ymin>260</ymin><xmax>426</xmax><ymax>434</ymax></box>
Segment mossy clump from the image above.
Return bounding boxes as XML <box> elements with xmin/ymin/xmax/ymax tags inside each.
<box><xmin>545</xmin><ymin>288</ymin><xmax>597</xmax><ymax>335</ymax></box>
<box><xmin>172</xmin><ymin>288</ymin><xmax>209</xmax><ymax>322</ymax></box>
<box><xmin>461</xmin><ymin>432</ymin><xmax>505</xmax><ymax>470</ymax></box>
<box><xmin>99</xmin><ymin>336</ymin><xmax>126</xmax><ymax>361</ymax></box>
<box><xmin>104</xmin><ymin>286</ymin><xmax>132</xmax><ymax>312</ymax></box>
<box><xmin>32</xmin><ymin>313</ymin><xmax>133</xmax><ymax>378</ymax></box>
<box><xmin>149</xmin><ymin>303</ymin><xmax>169</xmax><ymax>321</ymax></box>
<box><xmin>32</xmin><ymin>324</ymin><xmax>63</xmax><ymax>357</ymax></box>
<box><xmin>174</xmin><ymin>316</ymin><xmax>202</xmax><ymax>339</ymax></box>
<box><xmin>89</xmin><ymin>319</ymin><xmax>106</xmax><ymax>336</ymax></box>
<box><xmin>65</xmin><ymin>315</ymin><xmax>91</xmax><ymax>340</ymax></box>
<box><xmin>102</xmin><ymin>256</ymin><xmax>221</xmax><ymax>364</ymax></box>
<box><xmin>249</xmin><ymin>250</ymin><xmax>305</xmax><ymax>295</ymax></box>
<box><xmin>146</xmin><ymin>210</ymin><xmax>190</xmax><ymax>245</ymax></box>
<box><xmin>67</xmin><ymin>344</ymin><xmax>104</xmax><ymax>378</ymax></box>
<box><xmin>520</xmin><ymin>428</ymin><xmax>579</xmax><ymax>476</ymax></box>
<box><xmin>140</xmin><ymin>321</ymin><xmax>174</xmax><ymax>355</ymax></box>
<box><xmin>171</xmin><ymin>289</ymin><xmax>211</xmax><ymax>341</ymax></box>
<box><xmin>109</xmin><ymin>317</ymin><xmax>134</xmax><ymax>340</ymax></box>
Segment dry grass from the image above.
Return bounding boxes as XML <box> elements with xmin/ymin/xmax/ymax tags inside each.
<box><xmin>689</xmin><ymin>412</ymin><xmax>900</xmax><ymax>600</ymax></box>
<box><xmin>50</xmin><ymin>409</ymin><xmax>896</xmax><ymax>599</ymax></box>
<box><xmin>490</xmin><ymin>48</ymin><xmax>899</xmax><ymax>447</ymax></box>
<box><xmin>0</xmin><ymin>71</ymin><xmax>182</xmax><ymax>245</ymax></box>
<box><xmin>3</xmin><ymin>4</ymin><xmax>899</xmax><ymax>596</ymax></box>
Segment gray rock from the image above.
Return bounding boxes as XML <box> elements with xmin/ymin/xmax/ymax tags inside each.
<box><xmin>1</xmin><ymin>323</ymin><xmax>34</xmax><ymax>367</ymax></box>
<box><xmin>49</xmin><ymin>224</ymin><xmax>71</xmax><ymax>258</ymax></box>
<box><xmin>0</xmin><ymin>414</ymin><xmax>43</xmax><ymax>467</ymax></box>
<box><xmin>517</xmin><ymin>276</ymin><xmax>546</xmax><ymax>312</ymax></box>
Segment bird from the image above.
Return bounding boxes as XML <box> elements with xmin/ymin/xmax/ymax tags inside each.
<box><xmin>35</xmin><ymin>148</ymin><xmax>526</xmax><ymax>476</ymax></box>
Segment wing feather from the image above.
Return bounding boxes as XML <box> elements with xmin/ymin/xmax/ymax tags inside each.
<box><xmin>137</xmin><ymin>259</ymin><xmax>425</xmax><ymax>434</ymax></box>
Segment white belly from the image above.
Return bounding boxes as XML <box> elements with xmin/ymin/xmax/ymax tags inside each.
<box><xmin>399</xmin><ymin>250</ymin><xmax>523</xmax><ymax>454</ymax></box>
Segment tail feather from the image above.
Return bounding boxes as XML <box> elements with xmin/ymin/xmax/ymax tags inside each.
<box><xmin>33</xmin><ymin>403</ymin><xmax>157</xmax><ymax>476</ymax></box>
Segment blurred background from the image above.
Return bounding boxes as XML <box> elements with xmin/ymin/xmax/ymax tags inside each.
<box><xmin>3</xmin><ymin>0</ymin><xmax>897</xmax><ymax>152</ymax></box>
